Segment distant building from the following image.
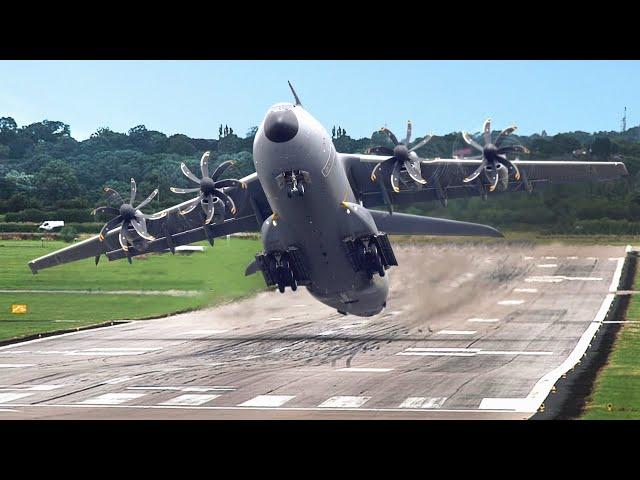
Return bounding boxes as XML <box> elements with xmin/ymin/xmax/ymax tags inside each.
<box><xmin>572</xmin><ymin>148</ymin><xmax>588</xmax><ymax>156</ymax></box>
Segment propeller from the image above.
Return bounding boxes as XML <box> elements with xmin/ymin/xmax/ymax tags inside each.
<box><xmin>170</xmin><ymin>151</ymin><xmax>247</xmax><ymax>225</ymax></box>
<box><xmin>461</xmin><ymin>119</ymin><xmax>530</xmax><ymax>192</ymax></box>
<box><xmin>93</xmin><ymin>178</ymin><xmax>164</xmax><ymax>253</ymax></box>
<box><xmin>368</xmin><ymin>121</ymin><xmax>433</xmax><ymax>193</ymax></box>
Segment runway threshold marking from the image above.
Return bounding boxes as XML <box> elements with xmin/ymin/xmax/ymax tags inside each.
<box><xmin>537</xmin><ymin>264</ymin><xmax>558</xmax><ymax>268</ymax></box>
<box><xmin>318</xmin><ymin>396</ymin><xmax>371</xmax><ymax>408</ymax></box>
<box><xmin>159</xmin><ymin>394</ymin><xmax>220</xmax><ymax>406</ymax></box>
<box><xmin>238</xmin><ymin>395</ymin><xmax>295</xmax><ymax>407</ymax></box>
<box><xmin>0</xmin><ymin>384</ymin><xmax>64</xmax><ymax>391</ymax></box>
<box><xmin>127</xmin><ymin>386</ymin><xmax>236</xmax><ymax>392</ymax></box>
<box><xmin>79</xmin><ymin>393</ymin><xmax>146</xmax><ymax>405</ymax></box>
<box><xmin>399</xmin><ymin>397</ymin><xmax>448</xmax><ymax>409</ymax></box>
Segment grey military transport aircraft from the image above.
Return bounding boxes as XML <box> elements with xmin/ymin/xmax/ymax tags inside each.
<box><xmin>28</xmin><ymin>83</ymin><xmax>628</xmax><ymax>317</ymax></box>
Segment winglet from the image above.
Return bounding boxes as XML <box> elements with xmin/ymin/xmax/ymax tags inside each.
<box><xmin>288</xmin><ymin>81</ymin><xmax>302</xmax><ymax>106</ymax></box>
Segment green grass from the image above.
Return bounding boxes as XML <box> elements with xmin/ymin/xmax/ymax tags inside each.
<box><xmin>0</xmin><ymin>238</ymin><xmax>265</xmax><ymax>342</ymax></box>
<box><xmin>581</xmin><ymin>283</ymin><xmax>640</xmax><ymax>419</ymax></box>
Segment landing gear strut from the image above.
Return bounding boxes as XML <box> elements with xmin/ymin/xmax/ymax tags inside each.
<box><xmin>274</xmin><ymin>255</ymin><xmax>297</xmax><ymax>293</ymax></box>
<box><xmin>343</xmin><ymin>232</ymin><xmax>398</xmax><ymax>279</ymax></box>
<box><xmin>253</xmin><ymin>247</ymin><xmax>310</xmax><ymax>293</ymax></box>
<box><xmin>276</xmin><ymin>169</ymin><xmax>309</xmax><ymax>198</ymax></box>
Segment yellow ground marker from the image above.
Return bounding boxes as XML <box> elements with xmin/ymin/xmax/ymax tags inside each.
<box><xmin>11</xmin><ymin>304</ymin><xmax>28</xmax><ymax>314</ymax></box>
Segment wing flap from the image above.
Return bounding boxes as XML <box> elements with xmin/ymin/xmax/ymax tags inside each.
<box><xmin>369</xmin><ymin>209</ymin><xmax>503</xmax><ymax>237</ymax></box>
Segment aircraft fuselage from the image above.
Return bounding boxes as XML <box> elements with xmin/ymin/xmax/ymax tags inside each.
<box><xmin>253</xmin><ymin>102</ymin><xmax>389</xmax><ymax>316</ymax></box>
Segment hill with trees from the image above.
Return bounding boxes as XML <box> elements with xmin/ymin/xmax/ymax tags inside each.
<box><xmin>1</xmin><ymin>116</ymin><xmax>639</xmax><ymax>234</ymax></box>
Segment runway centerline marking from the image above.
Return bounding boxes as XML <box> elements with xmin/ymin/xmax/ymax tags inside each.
<box><xmin>467</xmin><ymin>318</ymin><xmax>499</xmax><ymax>323</ymax></box>
<box><xmin>397</xmin><ymin>347</ymin><xmax>552</xmax><ymax>357</ymax></box>
<box><xmin>319</xmin><ymin>396</ymin><xmax>371</xmax><ymax>408</ymax></box>
<box><xmin>537</xmin><ymin>264</ymin><xmax>558</xmax><ymax>268</ymax></box>
<box><xmin>0</xmin><ymin>364</ymin><xmax>34</xmax><ymax>368</ymax></box>
<box><xmin>159</xmin><ymin>394</ymin><xmax>220</xmax><ymax>406</ymax></box>
<box><xmin>436</xmin><ymin>330</ymin><xmax>477</xmax><ymax>335</ymax></box>
<box><xmin>525</xmin><ymin>276</ymin><xmax>603</xmax><ymax>283</ymax></box>
<box><xmin>0</xmin><ymin>392</ymin><xmax>34</xmax><ymax>403</ymax></box>
<box><xmin>238</xmin><ymin>395</ymin><xmax>295</xmax><ymax>407</ymax></box>
<box><xmin>181</xmin><ymin>330</ymin><xmax>228</xmax><ymax>336</ymax></box>
<box><xmin>514</xmin><ymin>288</ymin><xmax>538</xmax><ymax>293</ymax></box>
<box><xmin>79</xmin><ymin>393</ymin><xmax>146</xmax><ymax>405</ymax></box>
<box><xmin>498</xmin><ymin>300</ymin><xmax>524</xmax><ymax>305</ymax></box>
<box><xmin>337</xmin><ymin>368</ymin><xmax>394</xmax><ymax>373</ymax></box>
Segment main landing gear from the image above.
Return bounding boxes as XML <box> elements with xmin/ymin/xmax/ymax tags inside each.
<box><xmin>343</xmin><ymin>233</ymin><xmax>398</xmax><ymax>280</ymax></box>
<box><xmin>274</xmin><ymin>254</ymin><xmax>297</xmax><ymax>293</ymax></box>
<box><xmin>253</xmin><ymin>247</ymin><xmax>310</xmax><ymax>293</ymax></box>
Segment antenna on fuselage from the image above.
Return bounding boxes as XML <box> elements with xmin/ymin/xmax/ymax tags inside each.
<box><xmin>288</xmin><ymin>80</ymin><xmax>302</xmax><ymax>106</ymax></box>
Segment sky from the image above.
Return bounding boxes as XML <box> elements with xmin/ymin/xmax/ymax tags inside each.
<box><xmin>0</xmin><ymin>60</ymin><xmax>638</xmax><ymax>141</ymax></box>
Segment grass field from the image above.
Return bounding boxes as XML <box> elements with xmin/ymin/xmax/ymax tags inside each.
<box><xmin>581</xmin><ymin>279</ymin><xmax>640</xmax><ymax>419</ymax></box>
<box><xmin>0</xmin><ymin>238</ymin><xmax>265</xmax><ymax>342</ymax></box>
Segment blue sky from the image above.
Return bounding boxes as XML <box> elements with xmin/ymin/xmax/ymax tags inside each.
<box><xmin>0</xmin><ymin>60</ymin><xmax>638</xmax><ymax>141</ymax></box>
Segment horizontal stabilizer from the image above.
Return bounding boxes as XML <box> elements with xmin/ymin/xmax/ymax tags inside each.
<box><xmin>369</xmin><ymin>210</ymin><xmax>503</xmax><ymax>237</ymax></box>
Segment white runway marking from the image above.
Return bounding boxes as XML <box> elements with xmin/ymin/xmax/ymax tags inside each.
<box><xmin>498</xmin><ymin>300</ymin><xmax>524</xmax><ymax>305</ymax></box>
<box><xmin>523</xmin><ymin>256</ymin><xmax>535</xmax><ymax>260</ymax></box>
<box><xmin>127</xmin><ymin>386</ymin><xmax>236</xmax><ymax>392</ymax></box>
<box><xmin>68</xmin><ymin>347</ymin><xmax>162</xmax><ymax>356</ymax></box>
<box><xmin>319</xmin><ymin>396</ymin><xmax>371</xmax><ymax>408</ymax></box>
<box><xmin>398</xmin><ymin>397</ymin><xmax>447</xmax><ymax>409</ymax></box>
<box><xmin>603</xmin><ymin>320</ymin><xmax>640</xmax><ymax>324</ymax></box>
<box><xmin>239</xmin><ymin>395</ymin><xmax>295</xmax><ymax>407</ymax></box>
<box><xmin>337</xmin><ymin>368</ymin><xmax>394</xmax><ymax>373</ymax></box>
<box><xmin>467</xmin><ymin>318</ymin><xmax>499</xmax><ymax>323</ymax></box>
<box><xmin>105</xmin><ymin>376</ymin><xmax>137</xmax><ymax>385</ymax></box>
<box><xmin>479</xmin><ymin>398</ymin><xmax>532</xmax><ymax>411</ymax></box>
<box><xmin>0</xmin><ymin>392</ymin><xmax>34</xmax><ymax>403</ymax></box>
<box><xmin>79</xmin><ymin>393</ymin><xmax>145</xmax><ymax>405</ymax></box>
<box><xmin>537</xmin><ymin>264</ymin><xmax>558</xmax><ymax>268</ymax></box>
<box><xmin>436</xmin><ymin>330</ymin><xmax>476</xmax><ymax>335</ymax></box>
<box><xmin>567</xmin><ymin>256</ymin><xmax>579</xmax><ymax>260</ymax></box>
<box><xmin>0</xmin><ymin>364</ymin><xmax>34</xmax><ymax>368</ymax></box>
<box><xmin>181</xmin><ymin>330</ymin><xmax>228</xmax><ymax>336</ymax></box>
<box><xmin>268</xmin><ymin>317</ymin><xmax>285</xmax><ymax>321</ymax></box>
<box><xmin>525</xmin><ymin>275</ymin><xmax>602</xmax><ymax>283</ymax></box>
<box><xmin>543</xmin><ymin>256</ymin><xmax>558</xmax><ymax>259</ymax></box>
<box><xmin>514</xmin><ymin>288</ymin><xmax>538</xmax><ymax>293</ymax></box>
<box><xmin>397</xmin><ymin>347</ymin><xmax>551</xmax><ymax>357</ymax></box>
<box><xmin>0</xmin><ymin>384</ymin><xmax>63</xmax><ymax>391</ymax></box>
<box><xmin>318</xmin><ymin>330</ymin><xmax>338</xmax><ymax>336</ymax></box>
<box><xmin>159</xmin><ymin>394</ymin><xmax>220</xmax><ymax>406</ymax></box>
<box><xmin>0</xmin><ymin>409</ymin><xmax>19</xmax><ymax>412</ymax></box>
<box><xmin>586</xmin><ymin>257</ymin><xmax>597</xmax><ymax>260</ymax></box>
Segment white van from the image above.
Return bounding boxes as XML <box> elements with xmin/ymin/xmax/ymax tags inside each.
<box><xmin>38</xmin><ymin>220</ymin><xmax>65</xmax><ymax>231</ymax></box>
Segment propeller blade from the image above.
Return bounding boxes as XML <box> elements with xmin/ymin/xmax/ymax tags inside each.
<box><xmin>139</xmin><ymin>211</ymin><xmax>167</xmax><ymax>220</ymax></box>
<box><xmin>409</xmin><ymin>134</ymin><xmax>433</xmax><ymax>152</ymax></box>
<box><xmin>483</xmin><ymin>118</ymin><xmax>492</xmax><ymax>144</ymax></box>
<box><xmin>485</xmin><ymin>165</ymin><xmax>499</xmax><ymax>192</ymax></box>
<box><xmin>379</xmin><ymin>177</ymin><xmax>394</xmax><ymax>215</ymax></box>
<box><xmin>498</xmin><ymin>156</ymin><xmax>521</xmax><ymax>181</ymax></box>
<box><xmin>366</xmin><ymin>146</ymin><xmax>394</xmax><ymax>156</ymax></box>
<box><xmin>130</xmin><ymin>218</ymin><xmax>155</xmax><ymax>240</ymax></box>
<box><xmin>404</xmin><ymin>120</ymin><xmax>412</xmax><ymax>145</ymax></box>
<box><xmin>136</xmin><ymin>189</ymin><xmax>158</xmax><ymax>210</ymax></box>
<box><xmin>98</xmin><ymin>215</ymin><xmax>123</xmax><ymax>242</ymax></box>
<box><xmin>180</xmin><ymin>196</ymin><xmax>201</xmax><ymax>216</ymax></box>
<box><xmin>494</xmin><ymin>125</ymin><xmax>517</xmax><ymax>147</ymax></box>
<box><xmin>211</xmin><ymin>160</ymin><xmax>235</xmax><ymax>181</ymax></box>
<box><xmin>200</xmin><ymin>151</ymin><xmax>211</xmax><ymax>178</ymax></box>
<box><xmin>118</xmin><ymin>228</ymin><xmax>129</xmax><ymax>251</ymax></box>
<box><xmin>215</xmin><ymin>188</ymin><xmax>237</xmax><ymax>216</ymax></box>
<box><xmin>497</xmin><ymin>145</ymin><xmax>530</xmax><ymax>155</ymax></box>
<box><xmin>181</xmin><ymin>162</ymin><xmax>202</xmax><ymax>184</ymax></box>
<box><xmin>390</xmin><ymin>161</ymin><xmax>401</xmax><ymax>193</ymax></box>
<box><xmin>129</xmin><ymin>178</ymin><xmax>137</xmax><ymax>204</ymax></box>
<box><xmin>95</xmin><ymin>255</ymin><xmax>100</xmax><ymax>266</ymax></box>
<box><xmin>170</xmin><ymin>187</ymin><xmax>200</xmax><ymax>194</ymax></box>
<box><xmin>103</xmin><ymin>187</ymin><xmax>124</xmax><ymax>205</ymax></box>
<box><xmin>462</xmin><ymin>132</ymin><xmax>484</xmax><ymax>152</ymax></box>
<box><xmin>403</xmin><ymin>159</ymin><xmax>427</xmax><ymax>184</ymax></box>
<box><xmin>92</xmin><ymin>206</ymin><xmax>119</xmax><ymax>217</ymax></box>
<box><xmin>214</xmin><ymin>179</ymin><xmax>244</xmax><ymax>189</ymax></box>
<box><xmin>202</xmin><ymin>194</ymin><xmax>215</xmax><ymax>225</ymax></box>
<box><xmin>463</xmin><ymin>159</ymin><xmax>487</xmax><ymax>183</ymax></box>
<box><xmin>380</xmin><ymin>127</ymin><xmax>399</xmax><ymax>146</ymax></box>
<box><xmin>371</xmin><ymin>162</ymin><xmax>383</xmax><ymax>182</ymax></box>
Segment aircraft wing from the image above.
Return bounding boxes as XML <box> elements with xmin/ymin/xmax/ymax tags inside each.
<box><xmin>28</xmin><ymin>173</ymin><xmax>272</xmax><ymax>273</ymax></box>
<box><xmin>343</xmin><ymin>154</ymin><xmax>628</xmax><ymax>208</ymax></box>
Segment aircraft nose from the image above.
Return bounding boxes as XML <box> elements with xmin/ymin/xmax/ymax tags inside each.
<box><xmin>264</xmin><ymin>108</ymin><xmax>299</xmax><ymax>143</ymax></box>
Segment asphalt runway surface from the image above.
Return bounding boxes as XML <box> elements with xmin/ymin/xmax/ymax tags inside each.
<box><xmin>0</xmin><ymin>242</ymin><xmax>626</xmax><ymax>419</ymax></box>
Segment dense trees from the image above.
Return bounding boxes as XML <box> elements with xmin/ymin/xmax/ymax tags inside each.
<box><xmin>1</xmin><ymin>115</ymin><xmax>639</xmax><ymax>233</ymax></box>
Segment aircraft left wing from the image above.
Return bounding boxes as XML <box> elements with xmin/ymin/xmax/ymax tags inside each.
<box><xmin>28</xmin><ymin>173</ymin><xmax>272</xmax><ymax>273</ymax></box>
<box><xmin>343</xmin><ymin>154</ymin><xmax>628</xmax><ymax>208</ymax></box>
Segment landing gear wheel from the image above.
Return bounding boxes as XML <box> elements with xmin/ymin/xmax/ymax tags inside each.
<box><xmin>297</xmin><ymin>183</ymin><xmax>305</xmax><ymax>197</ymax></box>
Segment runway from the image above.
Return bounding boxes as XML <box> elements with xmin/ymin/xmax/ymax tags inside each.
<box><xmin>0</xmin><ymin>242</ymin><xmax>626</xmax><ymax>419</ymax></box>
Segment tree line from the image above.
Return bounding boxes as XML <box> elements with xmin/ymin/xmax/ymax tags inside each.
<box><xmin>1</xmin><ymin>115</ymin><xmax>639</xmax><ymax>233</ymax></box>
